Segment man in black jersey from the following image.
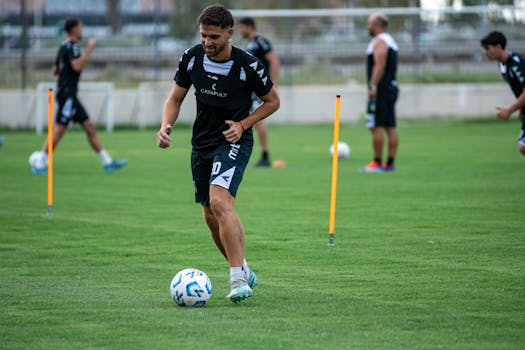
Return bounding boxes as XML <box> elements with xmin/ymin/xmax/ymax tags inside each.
<box><xmin>238</xmin><ymin>17</ymin><xmax>281</xmax><ymax>167</ymax></box>
<box><xmin>156</xmin><ymin>5</ymin><xmax>280</xmax><ymax>303</ymax></box>
<box><xmin>360</xmin><ymin>13</ymin><xmax>399</xmax><ymax>173</ymax></box>
<box><xmin>31</xmin><ymin>18</ymin><xmax>127</xmax><ymax>175</ymax></box>
<box><xmin>481</xmin><ymin>31</ymin><xmax>525</xmax><ymax>157</ymax></box>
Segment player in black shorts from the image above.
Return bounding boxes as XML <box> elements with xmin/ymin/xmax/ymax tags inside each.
<box><xmin>238</xmin><ymin>17</ymin><xmax>281</xmax><ymax>167</ymax></box>
<box><xmin>360</xmin><ymin>13</ymin><xmax>399</xmax><ymax>173</ymax></box>
<box><xmin>481</xmin><ymin>31</ymin><xmax>525</xmax><ymax>158</ymax></box>
<box><xmin>156</xmin><ymin>5</ymin><xmax>280</xmax><ymax>303</ymax></box>
<box><xmin>31</xmin><ymin>18</ymin><xmax>127</xmax><ymax>175</ymax></box>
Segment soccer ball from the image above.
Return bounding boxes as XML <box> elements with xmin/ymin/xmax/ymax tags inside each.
<box><xmin>29</xmin><ymin>151</ymin><xmax>48</xmax><ymax>170</ymax></box>
<box><xmin>170</xmin><ymin>268</ymin><xmax>212</xmax><ymax>307</ymax></box>
<box><xmin>330</xmin><ymin>141</ymin><xmax>351</xmax><ymax>159</ymax></box>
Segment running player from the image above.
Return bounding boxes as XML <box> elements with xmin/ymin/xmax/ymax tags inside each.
<box><xmin>32</xmin><ymin>18</ymin><xmax>127</xmax><ymax>175</ymax></box>
<box><xmin>360</xmin><ymin>13</ymin><xmax>399</xmax><ymax>173</ymax></box>
<box><xmin>156</xmin><ymin>5</ymin><xmax>280</xmax><ymax>303</ymax></box>
<box><xmin>238</xmin><ymin>17</ymin><xmax>280</xmax><ymax>167</ymax></box>
<box><xmin>481</xmin><ymin>31</ymin><xmax>525</xmax><ymax>157</ymax></box>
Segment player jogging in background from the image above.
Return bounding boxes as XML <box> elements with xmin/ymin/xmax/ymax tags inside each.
<box><xmin>360</xmin><ymin>13</ymin><xmax>399</xmax><ymax>173</ymax></box>
<box><xmin>32</xmin><ymin>18</ymin><xmax>127</xmax><ymax>175</ymax></box>
<box><xmin>156</xmin><ymin>5</ymin><xmax>280</xmax><ymax>303</ymax></box>
<box><xmin>481</xmin><ymin>31</ymin><xmax>525</xmax><ymax>158</ymax></box>
<box><xmin>238</xmin><ymin>17</ymin><xmax>280</xmax><ymax>167</ymax></box>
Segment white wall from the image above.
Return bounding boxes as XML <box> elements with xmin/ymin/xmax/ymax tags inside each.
<box><xmin>0</xmin><ymin>83</ymin><xmax>516</xmax><ymax>130</ymax></box>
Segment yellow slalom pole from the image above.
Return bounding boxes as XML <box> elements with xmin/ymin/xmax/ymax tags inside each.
<box><xmin>47</xmin><ymin>89</ymin><xmax>54</xmax><ymax>217</ymax></box>
<box><xmin>328</xmin><ymin>95</ymin><xmax>341</xmax><ymax>248</ymax></box>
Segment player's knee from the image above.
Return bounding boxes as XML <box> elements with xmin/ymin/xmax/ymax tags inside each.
<box><xmin>83</xmin><ymin>121</ymin><xmax>97</xmax><ymax>136</ymax></box>
<box><xmin>209</xmin><ymin>195</ymin><xmax>232</xmax><ymax>218</ymax></box>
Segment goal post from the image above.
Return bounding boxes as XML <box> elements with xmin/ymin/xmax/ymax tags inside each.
<box><xmin>36</xmin><ymin>82</ymin><xmax>115</xmax><ymax>134</ymax></box>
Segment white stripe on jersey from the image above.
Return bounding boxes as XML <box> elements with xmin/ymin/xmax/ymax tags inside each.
<box><xmin>187</xmin><ymin>54</ymin><xmax>247</xmax><ymax>81</ymax></box>
<box><xmin>187</xmin><ymin>56</ymin><xmax>195</xmax><ymax>71</ymax></box>
<box><xmin>203</xmin><ymin>55</ymin><xmax>233</xmax><ymax>76</ymax></box>
<box><xmin>366</xmin><ymin>32</ymin><xmax>398</xmax><ymax>55</ymax></box>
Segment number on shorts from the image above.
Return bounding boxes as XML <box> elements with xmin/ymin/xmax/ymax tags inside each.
<box><xmin>211</xmin><ymin>161</ymin><xmax>222</xmax><ymax>175</ymax></box>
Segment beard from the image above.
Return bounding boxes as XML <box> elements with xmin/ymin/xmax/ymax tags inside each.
<box><xmin>368</xmin><ymin>29</ymin><xmax>375</xmax><ymax>37</ymax></box>
<box><xmin>203</xmin><ymin>40</ymin><xmax>227</xmax><ymax>59</ymax></box>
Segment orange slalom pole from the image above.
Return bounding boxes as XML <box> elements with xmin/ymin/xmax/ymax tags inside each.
<box><xmin>328</xmin><ymin>95</ymin><xmax>341</xmax><ymax>248</ymax></box>
<box><xmin>47</xmin><ymin>89</ymin><xmax>53</xmax><ymax>217</ymax></box>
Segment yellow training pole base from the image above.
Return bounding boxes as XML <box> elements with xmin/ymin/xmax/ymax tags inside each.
<box><xmin>328</xmin><ymin>234</ymin><xmax>335</xmax><ymax>249</ymax></box>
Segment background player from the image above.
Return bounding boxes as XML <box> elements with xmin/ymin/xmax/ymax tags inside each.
<box><xmin>481</xmin><ymin>31</ymin><xmax>525</xmax><ymax>157</ymax></box>
<box><xmin>360</xmin><ymin>13</ymin><xmax>399</xmax><ymax>173</ymax></box>
<box><xmin>156</xmin><ymin>5</ymin><xmax>280</xmax><ymax>303</ymax></box>
<box><xmin>33</xmin><ymin>18</ymin><xmax>127</xmax><ymax>175</ymax></box>
<box><xmin>238</xmin><ymin>17</ymin><xmax>281</xmax><ymax>167</ymax></box>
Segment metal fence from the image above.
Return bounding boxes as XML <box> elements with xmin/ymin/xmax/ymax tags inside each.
<box><xmin>1</xmin><ymin>3</ymin><xmax>525</xmax><ymax>89</ymax></box>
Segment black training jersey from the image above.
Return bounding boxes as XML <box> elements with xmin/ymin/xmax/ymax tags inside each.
<box><xmin>175</xmin><ymin>45</ymin><xmax>273</xmax><ymax>151</ymax></box>
<box><xmin>55</xmin><ymin>40</ymin><xmax>81</xmax><ymax>97</ymax></box>
<box><xmin>366</xmin><ymin>33</ymin><xmax>398</xmax><ymax>91</ymax></box>
<box><xmin>246</xmin><ymin>34</ymin><xmax>273</xmax><ymax>72</ymax></box>
<box><xmin>499</xmin><ymin>52</ymin><xmax>525</xmax><ymax>106</ymax></box>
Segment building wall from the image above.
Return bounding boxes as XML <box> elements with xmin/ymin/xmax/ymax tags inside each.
<box><xmin>0</xmin><ymin>83</ymin><xmax>516</xmax><ymax>130</ymax></box>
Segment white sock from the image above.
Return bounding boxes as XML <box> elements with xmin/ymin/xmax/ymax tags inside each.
<box><xmin>243</xmin><ymin>259</ymin><xmax>252</xmax><ymax>280</ymax></box>
<box><xmin>98</xmin><ymin>149</ymin><xmax>113</xmax><ymax>166</ymax></box>
<box><xmin>230</xmin><ymin>266</ymin><xmax>244</xmax><ymax>284</ymax></box>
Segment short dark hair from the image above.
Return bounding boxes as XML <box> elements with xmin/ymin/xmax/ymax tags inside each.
<box><xmin>64</xmin><ymin>18</ymin><xmax>80</xmax><ymax>34</ymax></box>
<box><xmin>480</xmin><ymin>31</ymin><xmax>507</xmax><ymax>49</ymax></box>
<box><xmin>239</xmin><ymin>17</ymin><xmax>256</xmax><ymax>29</ymax></box>
<box><xmin>198</xmin><ymin>5</ymin><xmax>234</xmax><ymax>29</ymax></box>
<box><xmin>376</xmin><ymin>15</ymin><xmax>388</xmax><ymax>28</ymax></box>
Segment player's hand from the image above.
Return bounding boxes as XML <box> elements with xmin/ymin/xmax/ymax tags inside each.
<box><xmin>223</xmin><ymin>120</ymin><xmax>244</xmax><ymax>144</ymax></box>
<box><xmin>86</xmin><ymin>38</ymin><xmax>97</xmax><ymax>51</ymax></box>
<box><xmin>157</xmin><ymin>124</ymin><xmax>172</xmax><ymax>148</ymax></box>
<box><xmin>519</xmin><ymin>113</ymin><xmax>524</xmax><ymax>121</ymax></box>
<box><xmin>496</xmin><ymin>107</ymin><xmax>511</xmax><ymax>120</ymax></box>
<box><xmin>368</xmin><ymin>89</ymin><xmax>377</xmax><ymax>98</ymax></box>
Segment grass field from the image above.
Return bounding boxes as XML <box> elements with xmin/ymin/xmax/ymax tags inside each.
<box><xmin>0</xmin><ymin>119</ymin><xmax>524</xmax><ymax>349</ymax></box>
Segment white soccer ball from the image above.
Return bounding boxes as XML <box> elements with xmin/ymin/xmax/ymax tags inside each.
<box><xmin>28</xmin><ymin>151</ymin><xmax>48</xmax><ymax>169</ymax></box>
<box><xmin>170</xmin><ymin>268</ymin><xmax>212</xmax><ymax>307</ymax></box>
<box><xmin>330</xmin><ymin>141</ymin><xmax>351</xmax><ymax>159</ymax></box>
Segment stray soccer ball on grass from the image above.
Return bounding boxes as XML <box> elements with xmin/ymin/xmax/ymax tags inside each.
<box><xmin>29</xmin><ymin>151</ymin><xmax>48</xmax><ymax>170</ymax></box>
<box><xmin>330</xmin><ymin>142</ymin><xmax>351</xmax><ymax>159</ymax></box>
<box><xmin>170</xmin><ymin>268</ymin><xmax>212</xmax><ymax>307</ymax></box>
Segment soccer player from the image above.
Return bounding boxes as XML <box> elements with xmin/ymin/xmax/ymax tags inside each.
<box><xmin>481</xmin><ymin>31</ymin><xmax>525</xmax><ymax>157</ymax></box>
<box><xmin>238</xmin><ymin>17</ymin><xmax>280</xmax><ymax>167</ymax></box>
<box><xmin>33</xmin><ymin>18</ymin><xmax>127</xmax><ymax>175</ymax></box>
<box><xmin>156</xmin><ymin>5</ymin><xmax>280</xmax><ymax>303</ymax></box>
<box><xmin>360</xmin><ymin>13</ymin><xmax>399</xmax><ymax>173</ymax></box>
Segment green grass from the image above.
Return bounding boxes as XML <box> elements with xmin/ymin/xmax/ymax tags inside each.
<box><xmin>0</xmin><ymin>119</ymin><xmax>524</xmax><ymax>349</ymax></box>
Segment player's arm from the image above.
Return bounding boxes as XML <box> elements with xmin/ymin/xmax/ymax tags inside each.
<box><xmin>265</xmin><ymin>51</ymin><xmax>280</xmax><ymax>86</ymax></box>
<box><xmin>497</xmin><ymin>90</ymin><xmax>525</xmax><ymax>120</ymax></box>
<box><xmin>242</xmin><ymin>87</ymin><xmax>280</xmax><ymax>128</ymax></box>
<box><xmin>52</xmin><ymin>64</ymin><xmax>59</xmax><ymax>76</ymax></box>
<box><xmin>223</xmin><ymin>87</ymin><xmax>280</xmax><ymax>144</ymax></box>
<box><xmin>70</xmin><ymin>38</ymin><xmax>96</xmax><ymax>72</ymax></box>
<box><xmin>157</xmin><ymin>83</ymin><xmax>189</xmax><ymax>148</ymax></box>
<box><xmin>368</xmin><ymin>39</ymin><xmax>388</xmax><ymax>97</ymax></box>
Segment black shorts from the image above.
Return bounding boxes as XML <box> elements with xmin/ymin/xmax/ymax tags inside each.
<box><xmin>191</xmin><ymin>141</ymin><xmax>253</xmax><ymax>206</ymax></box>
<box><xmin>56</xmin><ymin>95</ymin><xmax>89</xmax><ymax>126</ymax></box>
<box><xmin>366</xmin><ymin>86</ymin><xmax>399</xmax><ymax>128</ymax></box>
